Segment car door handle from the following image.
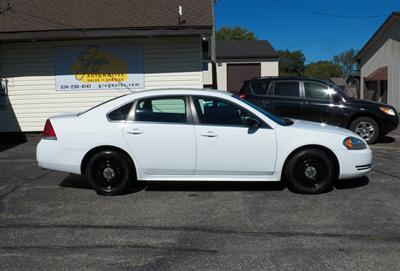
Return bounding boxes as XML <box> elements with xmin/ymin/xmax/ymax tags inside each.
<box><xmin>200</xmin><ymin>131</ymin><xmax>218</xmax><ymax>138</ymax></box>
<box><xmin>126</xmin><ymin>128</ymin><xmax>143</xmax><ymax>135</ymax></box>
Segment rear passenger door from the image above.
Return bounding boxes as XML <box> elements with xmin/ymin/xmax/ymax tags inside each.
<box><xmin>123</xmin><ymin>96</ymin><xmax>196</xmax><ymax>176</ymax></box>
<box><xmin>267</xmin><ymin>81</ymin><xmax>304</xmax><ymax>119</ymax></box>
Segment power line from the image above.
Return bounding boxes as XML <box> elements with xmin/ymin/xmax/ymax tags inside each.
<box><xmin>291</xmin><ymin>20</ymin><xmax>381</xmax><ymax>48</ymax></box>
<box><xmin>264</xmin><ymin>0</ymin><xmax>389</xmax><ymax>19</ymax></box>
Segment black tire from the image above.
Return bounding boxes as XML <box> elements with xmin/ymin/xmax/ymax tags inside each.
<box><xmin>285</xmin><ymin>148</ymin><xmax>336</xmax><ymax>194</ymax></box>
<box><xmin>349</xmin><ymin>116</ymin><xmax>380</xmax><ymax>144</ymax></box>
<box><xmin>86</xmin><ymin>150</ymin><xmax>135</xmax><ymax>196</ymax></box>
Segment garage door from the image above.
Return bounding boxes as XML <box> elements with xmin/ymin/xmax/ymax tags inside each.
<box><xmin>227</xmin><ymin>63</ymin><xmax>261</xmax><ymax>94</ymax></box>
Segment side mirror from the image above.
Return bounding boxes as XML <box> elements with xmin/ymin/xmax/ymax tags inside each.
<box><xmin>246</xmin><ymin>117</ymin><xmax>260</xmax><ymax>128</ymax></box>
<box><xmin>332</xmin><ymin>94</ymin><xmax>343</xmax><ymax>104</ymax></box>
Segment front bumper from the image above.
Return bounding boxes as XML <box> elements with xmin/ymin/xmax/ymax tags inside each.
<box><xmin>380</xmin><ymin>114</ymin><xmax>399</xmax><ymax>136</ymax></box>
<box><xmin>336</xmin><ymin>148</ymin><xmax>373</xmax><ymax>179</ymax></box>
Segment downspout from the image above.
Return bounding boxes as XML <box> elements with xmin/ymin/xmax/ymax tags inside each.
<box><xmin>210</xmin><ymin>0</ymin><xmax>217</xmax><ymax>89</ymax></box>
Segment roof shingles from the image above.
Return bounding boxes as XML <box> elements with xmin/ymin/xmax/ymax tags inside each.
<box><xmin>0</xmin><ymin>0</ymin><xmax>212</xmax><ymax>33</ymax></box>
<box><xmin>216</xmin><ymin>40</ymin><xmax>278</xmax><ymax>59</ymax></box>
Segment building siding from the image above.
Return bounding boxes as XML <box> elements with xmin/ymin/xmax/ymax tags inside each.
<box><xmin>359</xmin><ymin>19</ymin><xmax>400</xmax><ymax>111</ymax></box>
<box><xmin>0</xmin><ymin>37</ymin><xmax>203</xmax><ymax>132</ymax></box>
<box><xmin>360</xmin><ymin>38</ymin><xmax>400</xmax><ymax>110</ymax></box>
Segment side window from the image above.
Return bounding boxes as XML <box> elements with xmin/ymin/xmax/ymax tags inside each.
<box><xmin>135</xmin><ymin>97</ymin><xmax>187</xmax><ymax>123</ymax></box>
<box><xmin>251</xmin><ymin>80</ymin><xmax>271</xmax><ymax>95</ymax></box>
<box><xmin>270</xmin><ymin>82</ymin><xmax>300</xmax><ymax>98</ymax></box>
<box><xmin>304</xmin><ymin>82</ymin><xmax>332</xmax><ymax>100</ymax></box>
<box><xmin>194</xmin><ymin>97</ymin><xmax>253</xmax><ymax>126</ymax></box>
<box><xmin>107</xmin><ymin>102</ymin><xmax>134</xmax><ymax>121</ymax></box>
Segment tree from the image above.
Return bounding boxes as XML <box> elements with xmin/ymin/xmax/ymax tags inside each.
<box><xmin>216</xmin><ymin>26</ymin><xmax>257</xmax><ymax>41</ymax></box>
<box><xmin>277</xmin><ymin>49</ymin><xmax>306</xmax><ymax>76</ymax></box>
<box><xmin>332</xmin><ymin>49</ymin><xmax>358</xmax><ymax>76</ymax></box>
<box><xmin>304</xmin><ymin>61</ymin><xmax>342</xmax><ymax>80</ymax></box>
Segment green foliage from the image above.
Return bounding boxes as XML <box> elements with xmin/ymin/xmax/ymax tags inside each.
<box><xmin>304</xmin><ymin>61</ymin><xmax>342</xmax><ymax>80</ymax></box>
<box><xmin>216</xmin><ymin>26</ymin><xmax>258</xmax><ymax>41</ymax></box>
<box><xmin>332</xmin><ymin>49</ymin><xmax>359</xmax><ymax>76</ymax></box>
<box><xmin>277</xmin><ymin>49</ymin><xmax>305</xmax><ymax>76</ymax></box>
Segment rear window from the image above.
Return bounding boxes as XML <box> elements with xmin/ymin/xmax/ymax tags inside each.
<box><xmin>251</xmin><ymin>80</ymin><xmax>271</xmax><ymax>95</ymax></box>
<box><xmin>270</xmin><ymin>82</ymin><xmax>300</xmax><ymax>98</ymax></box>
<box><xmin>107</xmin><ymin>102</ymin><xmax>134</xmax><ymax>121</ymax></box>
<box><xmin>78</xmin><ymin>94</ymin><xmax>128</xmax><ymax>116</ymax></box>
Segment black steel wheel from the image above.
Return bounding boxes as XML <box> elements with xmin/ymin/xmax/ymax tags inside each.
<box><xmin>285</xmin><ymin>148</ymin><xmax>336</xmax><ymax>194</ymax></box>
<box><xmin>349</xmin><ymin>116</ymin><xmax>380</xmax><ymax>144</ymax></box>
<box><xmin>87</xmin><ymin>150</ymin><xmax>134</xmax><ymax>196</ymax></box>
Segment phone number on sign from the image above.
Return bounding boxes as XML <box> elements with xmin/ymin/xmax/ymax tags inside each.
<box><xmin>59</xmin><ymin>83</ymin><xmax>141</xmax><ymax>90</ymax></box>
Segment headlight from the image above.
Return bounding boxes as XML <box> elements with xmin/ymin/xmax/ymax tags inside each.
<box><xmin>343</xmin><ymin>137</ymin><xmax>367</xmax><ymax>150</ymax></box>
<box><xmin>379</xmin><ymin>106</ymin><xmax>396</xmax><ymax>116</ymax></box>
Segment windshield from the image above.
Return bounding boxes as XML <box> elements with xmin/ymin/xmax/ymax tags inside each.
<box><xmin>233</xmin><ymin>95</ymin><xmax>290</xmax><ymax>126</ymax></box>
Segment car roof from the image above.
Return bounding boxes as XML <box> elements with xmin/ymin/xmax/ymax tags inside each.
<box><xmin>123</xmin><ymin>88</ymin><xmax>234</xmax><ymax>98</ymax></box>
<box><xmin>246</xmin><ymin>76</ymin><xmax>329</xmax><ymax>85</ymax></box>
<box><xmin>80</xmin><ymin>88</ymin><xmax>235</xmax><ymax>116</ymax></box>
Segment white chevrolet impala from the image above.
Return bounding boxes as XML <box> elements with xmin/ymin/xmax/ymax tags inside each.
<box><xmin>36</xmin><ymin>89</ymin><xmax>372</xmax><ymax>195</ymax></box>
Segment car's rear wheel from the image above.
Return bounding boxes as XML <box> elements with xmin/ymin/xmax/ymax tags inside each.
<box><xmin>285</xmin><ymin>148</ymin><xmax>336</xmax><ymax>194</ymax></box>
<box><xmin>349</xmin><ymin>117</ymin><xmax>380</xmax><ymax>144</ymax></box>
<box><xmin>87</xmin><ymin>150</ymin><xmax>135</xmax><ymax>196</ymax></box>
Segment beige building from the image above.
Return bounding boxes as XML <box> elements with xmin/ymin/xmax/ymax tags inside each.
<box><xmin>203</xmin><ymin>40</ymin><xmax>279</xmax><ymax>93</ymax></box>
<box><xmin>356</xmin><ymin>12</ymin><xmax>400</xmax><ymax>110</ymax></box>
<box><xmin>0</xmin><ymin>0</ymin><xmax>213</xmax><ymax>132</ymax></box>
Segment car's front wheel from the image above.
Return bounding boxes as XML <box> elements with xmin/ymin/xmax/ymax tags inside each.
<box><xmin>87</xmin><ymin>150</ymin><xmax>135</xmax><ymax>196</ymax></box>
<box><xmin>349</xmin><ymin>116</ymin><xmax>380</xmax><ymax>144</ymax></box>
<box><xmin>285</xmin><ymin>148</ymin><xmax>337</xmax><ymax>194</ymax></box>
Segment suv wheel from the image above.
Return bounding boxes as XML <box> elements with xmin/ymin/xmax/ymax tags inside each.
<box><xmin>285</xmin><ymin>148</ymin><xmax>336</xmax><ymax>194</ymax></box>
<box><xmin>87</xmin><ymin>150</ymin><xmax>135</xmax><ymax>196</ymax></box>
<box><xmin>349</xmin><ymin>117</ymin><xmax>380</xmax><ymax>144</ymax></box>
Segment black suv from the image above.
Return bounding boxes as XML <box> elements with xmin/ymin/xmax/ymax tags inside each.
<box><xmin>240</xmin><ymin>77</ymin><xmax>399</xmax><ymax>143</ymax></box>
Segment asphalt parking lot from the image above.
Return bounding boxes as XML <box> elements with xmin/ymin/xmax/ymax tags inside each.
<box><xmin>1</xmin><ymin>130</ymin><xmax>400</xmax><ymax>270</ymax></box>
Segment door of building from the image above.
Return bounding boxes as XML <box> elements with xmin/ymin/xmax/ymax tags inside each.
<box><xmin>227</xmin><ymin>63</ymin><xmax>261</xmax><ymax>94</ymax></box>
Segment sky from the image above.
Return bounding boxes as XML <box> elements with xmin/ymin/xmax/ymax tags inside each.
<box><xmin>214</xmin><ymin>0</ymin><xmax>399</xmax><ymax>63</ymax></box>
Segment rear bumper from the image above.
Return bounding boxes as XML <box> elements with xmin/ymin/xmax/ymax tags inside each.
<box><xmin>336</xmin><ymin>148</ymin><xmax>373</xmax><ymax>179</ymax></box>
<box><xmin>36</xmin><ymin>139</ymin><xmax>83</xmax><ymax>175</ymax></box>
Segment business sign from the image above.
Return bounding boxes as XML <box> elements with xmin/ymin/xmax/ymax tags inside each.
<box><xmin>54</xmin><ymin>44</ymin><xmax>144</xmax><ymax>91</ymax></box>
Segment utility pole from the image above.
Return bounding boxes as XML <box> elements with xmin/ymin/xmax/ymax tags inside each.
<box><xmin>210</xmin><ymin>0</ymin><xmax>218</xmax><ymax>89</ymax></box>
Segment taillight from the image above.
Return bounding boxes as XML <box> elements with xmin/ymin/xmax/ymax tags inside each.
<box><xmin>42</xmin><ymin>119</ymin><xmax>57</xmax><ymax>140</ymax></box>
<box><xmin>239</xmin><ymin>89</ymin><xmax>246</xmax><ymax>99</ymax></box>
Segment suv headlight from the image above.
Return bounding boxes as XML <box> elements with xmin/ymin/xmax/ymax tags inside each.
<box><xmin>343</xmin><ymin>137</ymin><xmax>367</xmax><ymax>150</ymax></box>
<box><xmin>379</xmin><ymin>106</ymin><xmax>396</xmax><ymax>116</ymax></box>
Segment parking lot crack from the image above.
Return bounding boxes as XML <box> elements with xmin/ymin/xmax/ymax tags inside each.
<box><xmin>372</xmin><ymin>169</ymin><xmax>400</xmax><ymax>179</ymax></box>
<box><xmin>0</xmin><ymin>171</ymin><xmax>51</xmax><ymax>201</ymax></box>
<box><xmin>1</xmin><ymin>223</ymin><xmax>399</xmax><ymax>243</ymax></box>
<box><xmin>0</xmin><ymin>244</ymin><xmax>218</xmax><ymax>254</ymax></box>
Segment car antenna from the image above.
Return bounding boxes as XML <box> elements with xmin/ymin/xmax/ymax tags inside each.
<box><xmin>110</xmin><ymin>75</ymin><xmax>137</xmax><ymax>93</ymax></box>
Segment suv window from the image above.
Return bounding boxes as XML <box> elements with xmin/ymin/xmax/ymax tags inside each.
<box><xmin>135</xmin><ymin>97</ymin><xmax>187</xmax><ymax>123</ymax></box>
<box><xmin>251</xmin><ymin>80</ymin><xmax>271</xmax><ymax>95</ymax></box>
<box><xmin>270</xmin><ymin>82</ymin><xmax>300</xmax><ymax>98</ymax></box>
<box><xmin>304</xmin><ymin>82</ymin><xmax>332</xmax><ymax>100</ymax></box>
<box><xmin>107</xmin><ymin>102</ymin><xmax>134</xmax><ymax>121</ymax></box>
<box><xmin>194</xmin><ymin>97</ymin><xmax>254</xmax><ymax>126</ymax></box>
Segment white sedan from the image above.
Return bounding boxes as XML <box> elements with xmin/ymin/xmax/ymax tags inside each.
<box><xmin>37</xmin><ymin>89</ymin><xmax>372</xmax><ymax>195</ymax></box>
